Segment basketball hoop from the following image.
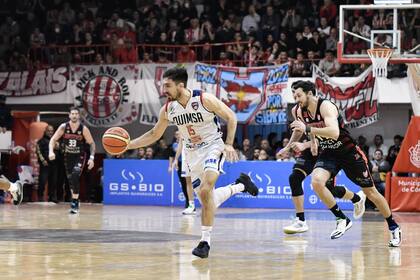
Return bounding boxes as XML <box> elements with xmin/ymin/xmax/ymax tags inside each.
<box><xmin>367</xmin><ymin>48</ymin><xmax>394</xmax><ymax>78</ymax></box>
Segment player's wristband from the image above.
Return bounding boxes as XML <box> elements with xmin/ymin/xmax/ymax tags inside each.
<box><xmin>89</xmin><ymin>155</ymin><xmax>94</xmax><ymax>160</ymax></box>
<box><xmin>305</xmin><ymin>126</ymin><xmax>311</xmax><ymax>134</ymax></box>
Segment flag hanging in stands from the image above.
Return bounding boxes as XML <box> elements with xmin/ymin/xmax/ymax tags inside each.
<box><xmin>69</xmin><ymin>64</ymin><xmax>140</xmax><ymax>127</ymax></box>
<box><xmin>313</xmin><ymin>65</ymin><xmax>378</xmax><ymax>129</ymax></box>
<box><xmin>193</xmin><ymin>63</ymin><xmax>289</xmax><ymax>125</ymax></box>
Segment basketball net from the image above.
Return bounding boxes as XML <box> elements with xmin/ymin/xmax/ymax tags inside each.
<box><xmin>367</xmin><ymin>48</ymin><xmax>394</xmax><ymax>78</ymax></box>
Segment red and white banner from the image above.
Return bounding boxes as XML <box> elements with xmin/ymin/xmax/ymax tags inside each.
<box><xmin>0</xmin><ymin>67</ymin><xmax>68</xmax><ymax>97</ymax></box>
<box><xmin>313</xmin><ymin>65</ymin><xmax>378</xmax><ymax>129</ymax></box>
<box><xmin>69</xmin><ymin>65</ymin><xmax>140</xmax><ymax>127</ymax></box>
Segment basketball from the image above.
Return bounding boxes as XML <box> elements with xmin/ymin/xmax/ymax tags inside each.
<box><xmin>102</xmin><ymin>127</ymin><xmax>130</xmax><ymax>155</ymax></box>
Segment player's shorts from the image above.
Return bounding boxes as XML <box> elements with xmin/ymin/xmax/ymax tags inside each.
<box><xmin>293</xmin><ymin>151</ymin><xmax>317</xmax><ymax>177</ymax></box>
<box><xmin>180</xmin><ymin>148</ymin><xmax>190</xmax><ymax>177</ymax></box>
<box><xmin>184</xmin><ymin>138</ymin><xmax>225</xmax><ymax>189</ymax></box>
<box><xmin>314</xmin><ymin>146</ymin><xmax>374</xmax><ymax>188</ymax></box>
<box><xmin>63</xmin><ymin>153</ymin><xmax>85</xmax><ymax>176</ymax></box>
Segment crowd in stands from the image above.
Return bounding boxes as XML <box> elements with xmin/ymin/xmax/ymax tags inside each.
<box><xmin>0</xmin><ymin>0</ymin><xmax>418</xmax><ymax>76</ymax></box>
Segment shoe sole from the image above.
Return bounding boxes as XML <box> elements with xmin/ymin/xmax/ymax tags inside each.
<box><xmin>283</xmin><ymin>227</ymin><xmax>309</xmax><ymax>234</ymax></box>
<box><xmin>182</xmin><ymin>212</ymin><xmax>196</xmax><ymax>215</ymax></box>
<box><xmin>353</xmin><ymin>192</ymin><xmax>366</xmax><ymax>219</ymax></box>
<box><xmin>331</xmin><ymin>220</ymin><xmax>353</xmax><ymax>239</ymax></box>
<box><xmin>192</xmin><ymin>250</ymin><xmax>209</xmax><ymax>258</ymax></box>
<box><xmin>13</xmin><ymin>181</ymin><xmax>24</xmax><ymax>206</ymax></box>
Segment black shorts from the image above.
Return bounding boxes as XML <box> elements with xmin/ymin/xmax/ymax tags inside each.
<box><xmin>314</xmin><ymin>146</ymin><xmax>374</xmax><ymax>188</ymax></box>
<box><xmin>63</xmin><ymin>153</ymin><xmax>85</xmax><ymax>175</ymax></box>
<box><xmin>293</xmin><ymin>152</ymin><xmax>317</xmax><ymax>177</ymax></box>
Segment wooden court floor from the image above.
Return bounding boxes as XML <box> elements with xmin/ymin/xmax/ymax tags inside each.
<box><xmin>0</xmin><ymin>204</ymin><xmax>418</xmax><ymax>280</ymax></box>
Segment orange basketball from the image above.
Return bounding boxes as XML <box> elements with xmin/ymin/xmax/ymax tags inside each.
<box><xmin>102</xmin><ymin>127</ymin><xmax>130</xmax><ymax>155</ymax></box>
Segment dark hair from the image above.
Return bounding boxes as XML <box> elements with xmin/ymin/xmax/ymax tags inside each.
<box><xmin>69</xmin><ymin>106</ymin><xmax>80</xmax><ymax>113</ymax></box>
<box><xmin>374</xmin><ymin>148</ymin><xmax>383</xmax><ymax>155</ymax></box>
<box><xmin>394</xmin><ymin>135</ymin><xmax>403</xmax><ymax>141</ymax></box>
<box><xmin>163</xmin><ymin>67</ymin><xmax>188</xmax><ymax>87</ymax></box>
<box><xmin>291</xmin><ymin>80</ymin><xmax>316</xmax><ymax>95</ymax></box>
<box><xmin>374</xmin><ymin>134</ymin><xmax>383</xmax><ymax>141</ymax></box>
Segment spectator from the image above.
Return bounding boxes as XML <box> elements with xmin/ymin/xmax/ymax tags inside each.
<box><xmin>199</xmin><ymin>20</ymin><xmax>215</xmax><ymax>43</ymax></box>
<box><xmin>317</xmin><ymin>17</ymin><xmax>331</xmax><ymax>38</ymax></box>
<box><xmin>154</xmin><ymin>139</ymin><xmax>172</xmax><ymax>159</ymax></box>
<box><xmin>319</xmin><ymin>50</ymin><xmax>340</xmax><ymax>76</ymax></box>
<box><xmin>142</xmin><ymin>52</ymin><xmax>153</xmax><ymax>63</ymax></box>
<box><xmin>319</xmin><ymin>0</ymin><xmax>337</xmax><ymax>26</ymax></box>
<box><xmin>258</xmin><ymin>149</ymin><xmax>269</xmax><ymax>161</ymax></box>
<box><xmin>260</xmin><ymin>139</ymin><xmax>274</xmax><ymax>157</ymax></box>
<box><xmin>372</xmin><ymin>10</ymin><xmax>387</xmax><ymax>30</ymax></box>
<box><xmin>370</xmin><ymin>149</ymin><xmax>390</xmax><ymax>195</ymax></box>
<box><xmin>144</xmin><ymin>17</ymin><xmax>160</xmax><ymax>44</ymax></box>
<box><xmin>387</xmin><ymin>135</ymin><xmax>403</xmax><ymax>168</ymax></box>
<box><xmin>260</xmin><ymin>5</ymin><xmax>280</xmax><ymax>40</ymax></box>
<box><xmin>58</xmin><ymin>2</ymin><xmax>76</xmax><ymax>28</ymax></box>
<box><xmin>240</xmin><ymin>138</ymin><xmax>253</xmax><ymax>160</ymax></box>
<box><xmin>307</xmin><ymin>31</ymin><xmax>325</xmax><ymax>58</ymax></box>
<box><xmin>0</xmin><ymin>95</ymin><xmax>12</xmax><ymax>133</ymax></box>
<box><xmin>345</xmin><ymin>37</ymin><xmax>367</xmax><ymax>55</ymax></box>
<box><xmin>184</xmin><ymin>18</ymin><xmax>200</xmax><ymax>44</ymax></box>
<box><xmin>352</xmin><ymin>16</ymin><xmax>371</xmax><ymax>38</ymax></box>
<box><xmin>115</xmin><ymin>38</ymin><xmax>138</xmax><ymax>63</ymax></box>
<box><xmin>167</xmin><ymin>19</ymin><xmax>183</xmax><ymax>44</ymax></box>
<box><xmin>292</xmin><ymin>52</ymin><xmax>307</xmax><ymax>77</ymax></box>
<box><xmin>177</xmin><ymin>46</ymin><xmax>196</xmax><ymax>63</ymax></box>
<box><xmin>369</xmin><ymin>134</ymin><xmax>389</xmax><ymax>160</ymax></box>
<box><xmin>302</xmin><ymin>25</ymin><xmax>313</xmax><ymax>40</ymax></box>
<box><xmin>137</xmin><ymin>148</ymin><xmax>146</xmax><ymax>160</ymax></box>
<box><xmin>281</xmin><ymin>7</ymin><xmax>302</xmax><ymax>34</ymax></box>
<box><xmin>252</xmin><ymin>148</ymin><xmax>260</xmax><ymax>160</ymax></box>
<box><xmin>145</xmin><ymin>147</ymin><xmax>154</xmax><ymax>159</ymax></box>
<box><xmin>325</xmin><ymin>27</ymin><xmax>338</xmax><ymax>52</ymax></box>
<box><xmin>357</xmin><ymin>135</ymin><xmax>370</xmax><ymax>158</ymax></box>
<box><xmin>295</xmin><ymin>32</ymin><xmax>308</xmax><ymax>55</ymax></box>
<box><xmin>216</xmin><ymin>19</ymin><xmax>234</xmax><ymax>43</ymax></box>
<box><xmin>36</xmin><ymin>125</ymin><xmax>54</xmax><ymax>201</ymax></box>
<box><xmin>30</xmin><ymin>28</ymin><xmax>46</xmax><ymax>48</ymax></box>
<box><xmin>0</xmin><ymin>16</ymin><xmax>20</xmax><ymax>44</ymax></box>
<box><xmin>242</xmin><ymin>5</ymin><xmax>260</xmax><ymax>35</ymax></box>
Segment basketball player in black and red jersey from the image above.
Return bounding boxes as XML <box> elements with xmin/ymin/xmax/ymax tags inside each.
<box><xmin>289</xmin><ymin>81</ymin><xmax>401</xmax><ymax>247</ymax></box>
<box><xmin>278</xmin><ymin>81</ymin><xmax>366</xmax><ymax>234</ymax></box>
<box><xmin>48</xmin><ymin>107</ymin><xmax>95</xmax><ymax>214</ymax></box>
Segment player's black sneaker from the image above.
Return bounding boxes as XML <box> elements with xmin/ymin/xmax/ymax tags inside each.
<box><xmin>236</xmin><ymin>173</ymin><xmax>259</xmax><ymax>196</ymax></box>
<box><xmin>192</xmin><ymin>241</ymin><xmax>210</xmax><ymax>258</ymax></box>
<box><xmin>69</xmin><ymin>199</ymin><xmax>79</xmax><ymax>214</ymax></box>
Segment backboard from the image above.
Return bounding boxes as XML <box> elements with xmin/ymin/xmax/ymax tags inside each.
<box><xmin>338</xmin><ymin>3</ymin><xmax>420</xmax><ymax>64</ymax></box>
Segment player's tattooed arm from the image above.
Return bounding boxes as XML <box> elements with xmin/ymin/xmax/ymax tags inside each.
<box><xmin>128</xmin><ymin>106</ymin><xmax>169</xmax><ymax>150</ymax></box>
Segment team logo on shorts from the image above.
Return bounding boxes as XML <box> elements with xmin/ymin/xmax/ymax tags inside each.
<box><xmin>191</xmin><ymin>102</ymin><xmax>199</xmax><ymax>110</ymax></box>
<box><xmin>408</xmin><ymin>140</ymin><xmax>420</xmax><ymax>168</ymax></box>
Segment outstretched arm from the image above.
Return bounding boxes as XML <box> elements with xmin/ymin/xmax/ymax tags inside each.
<box><xmin>128</xmin><ymin>106</ymin><xmax>169</xmax><ymax>150</ymax></box>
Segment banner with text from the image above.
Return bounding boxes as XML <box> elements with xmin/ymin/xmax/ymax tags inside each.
<box><xmin>313</xmin><ymin>65</ymin><xmax>378</xmax><ymax>129</ymax></box>
<box><xmin>104</xmin><ymin>159</ymin><xmax>360</xmax><ymax>210</ymax></box>
<box><xmin>193</xmin><ymin>63</ymin><xmax>289</xmax><ymax>125</ymax></box>
<box><xmin>0</xmin><ymin>67</ymin><xmax>68</xmax><ymax>97</ymax></box>
<box><xmin>69</xmin><ymin>64</ymin><xmax>140</xmax><ymax>127</ymax></box>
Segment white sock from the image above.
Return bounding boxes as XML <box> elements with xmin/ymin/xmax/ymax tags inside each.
<box><xmin>189</xmin><ymin>200</ymin><xmax>195</xmax><ymax>208</ymax></box>
<box><xmin>8</xmin><ymin>182</ymin><xmax>18</xmax><ymax>193</ymax></box>
<box><xmin>201</xmin><ymin>226</ymin><xmax>212</xmax><ymax>244</ymax></box>
<box><xmin>213</xmin><ymin>183</ymin><xmax>245</xmax><ymax>208</ymax></box>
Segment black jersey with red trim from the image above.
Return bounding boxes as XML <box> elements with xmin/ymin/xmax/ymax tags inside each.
<box><xmin>62</xmin><ymin>122</ymin><xmax>85</xmax><ymax>154</ymax></box>
<box><xmin>298</xmin><ymin>98</ymin><xmax>356</xmax><ymax>153</ymax></box>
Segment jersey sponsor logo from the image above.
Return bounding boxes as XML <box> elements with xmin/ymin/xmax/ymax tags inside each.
<box><xmin>408</xmin><ymin>140</ymin><xmax>420</xmax><ymax>168</ymax></box>
<box><xmin>172</xmin><ymin>112</ymin><xmax>204</xmax><ymax>125</ymax></box>
<box><xmin>191</xmin><ymin>101</ymin><xmax>199</xmax><ymax>110</ymax></box>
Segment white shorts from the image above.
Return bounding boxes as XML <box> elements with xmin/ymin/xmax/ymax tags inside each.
<box><xmin>184</xmin><ymin>139</ymin><xmax>225</xmax><ymax>188</ymax></box>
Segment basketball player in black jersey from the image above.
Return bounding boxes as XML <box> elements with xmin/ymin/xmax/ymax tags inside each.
<box><xmin>278</xmin><ymin>82</ymin><xmax>366</xmax><ymax>234</ymax></box>
<box><xmin>290</xmin><ymin>81</ymin><xmax>401</xmax><ymax>247</ymax></box>
<box><xmin>48</xmin><ymin>107</ymin><xmax>95</xmax><ymax>214</ymax></box>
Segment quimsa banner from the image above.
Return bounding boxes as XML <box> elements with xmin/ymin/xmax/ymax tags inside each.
<box><xmin>0</xmin><ymin>67</ymin><xmax>68</xmax><ymax>97</ymax></box>
<box><xmin>69</xmin><ymin>64</ymin><xmax>140</xmax><ymax>127</ymax></box>
<box><xmin>193</xmin><ymin>63</ymin><xmax>289</xmax><ymax>125</ymax></box>
<box><xmin>313</xmin><ymin>65</ymin><xmax>378</xmax><ymax>129</ymax></box>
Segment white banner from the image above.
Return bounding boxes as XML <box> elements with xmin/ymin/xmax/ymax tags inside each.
<box><xmin>0</xmin><ymin>67</ymin><xmax>67</xmax><ymax>97</ymax></box>
<box><xmin>140</xmin><ymin>63</ymin><xmax>195</xmax><ymax>124</ymax></box>
<box><xmin>407</xmin><ymin>64</ymin><xmax>420</xmax><ymax>116</ymax></box>
<box><xmin>313</xmin><ymin>65</ymin><xmax>379</xmax><ymax>129</ymax></box>
<box><xmin>69</xmin><ymin>64</ymin><xmax>140</xmax><ymax>127</ymax></box>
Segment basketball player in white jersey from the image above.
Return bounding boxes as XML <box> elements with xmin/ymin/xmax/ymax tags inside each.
<box><xmin>126</xmin><ymin>67</ymin><xmax>259</xmax><ymax>258</ymax></box>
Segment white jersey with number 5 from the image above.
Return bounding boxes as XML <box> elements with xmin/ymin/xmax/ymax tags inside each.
<box><xmin>166</xmin><ymin>89</ymin><xmax>222</xmax><ymax>150</ymax></box>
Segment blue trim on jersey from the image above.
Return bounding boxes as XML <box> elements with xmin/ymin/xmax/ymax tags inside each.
<box><xmin>192</xmin><ymin>90</ymin><xmax>201</xmax><ymax>97</ymax></box>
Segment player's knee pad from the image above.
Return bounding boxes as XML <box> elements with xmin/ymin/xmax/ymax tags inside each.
<box><xmin>70</xmin><ymin>165</ymin><xmax>82</xmax><ymax>194</ymax></box>
<box><xmin>326</xmin><ymin>182</ymin><xmax>346</xmax><ymax>199</ymax></box>
<box><xmin>289</xmin><ymin>170</ymin><xmax>306</xmax><ymax>197</ymax></box>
